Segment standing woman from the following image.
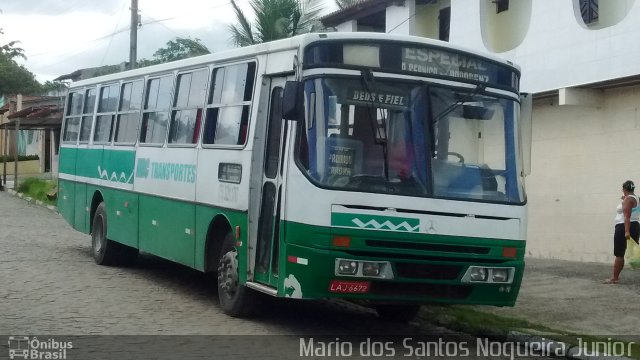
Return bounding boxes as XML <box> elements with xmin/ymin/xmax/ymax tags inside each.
<box><xmin>605</xmin><ymin>180</ymin><xmax>640</xmax><ymax>284</ymax></box>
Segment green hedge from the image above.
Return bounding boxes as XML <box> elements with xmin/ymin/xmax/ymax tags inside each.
<box><xmin>0</xmin><ymin>154</ymin><xmax>39</xmax><ymax>162</ymax></box>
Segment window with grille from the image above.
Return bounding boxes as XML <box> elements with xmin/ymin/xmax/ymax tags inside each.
<box><xmin>494</xmin><ymin>0</ymin><xmax>509</xmax><ymax>13</ymax></box>
<box><xmin>580</xmin><ymin>0</ymin><xmax>598</xmax><ymax>24</ymax></box>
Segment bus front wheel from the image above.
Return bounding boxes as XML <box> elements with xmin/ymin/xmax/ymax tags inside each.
<box><xmin>374</xmin><ymin>304</ymin><xmax>421</xmax><ymax>322</ymax></box>
<box><xmin>217</xmin><ymin>233</ymin><xmax>258</xmax><ymax>317</ymax></box>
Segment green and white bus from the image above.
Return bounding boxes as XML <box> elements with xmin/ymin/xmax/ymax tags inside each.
<box><xmin>58</xmin><ymin>32</ymin><xmax>531</xmax><ymax>320</ymax></box>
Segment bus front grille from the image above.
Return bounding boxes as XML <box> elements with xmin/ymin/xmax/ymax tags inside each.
<box><xmin>365</xmin><ymin>240</ymin><xmax>490</xmax><ymax>255</ymax></box>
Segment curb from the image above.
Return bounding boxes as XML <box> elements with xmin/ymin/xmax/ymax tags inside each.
<box><xmin>4</xmin><ymin>188</ymin><xmax>58</xmax><ymax>213</ymax></box>
<box><xmin>419</xmin><ymin>306</ymin><xmax>634</xmax><ymax>360</ymax></box>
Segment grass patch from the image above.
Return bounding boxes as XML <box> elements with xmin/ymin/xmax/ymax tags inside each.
<box><xmin>421</xmin><ymin>305</ymin><xmax>639</xmax><ymax>359</ymax></box>
<box><xmin>17</xmin><ymin>177</ymin><xmax>56</xmax><ymax>205</ymax></box>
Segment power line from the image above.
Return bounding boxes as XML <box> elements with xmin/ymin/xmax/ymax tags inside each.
<box><xmin>101</xmin><ymin>0</ymin><xmax>129</xmax><ymax>66</ymax></box>
<box><xmin>386</xmin><ymin>6</ymin><xmax>429</xmax><ymax>34</ymax></box>
<box><xmin>26</xmin><ymin>1</ymin><xmax>236</xmax><ymax>60</ymax></box>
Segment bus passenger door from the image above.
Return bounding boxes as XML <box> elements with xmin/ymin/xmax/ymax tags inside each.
<box><xmin>253</xmin><ymin>79</ymin><xmax>287</xmax><ymax>287</ymax></box>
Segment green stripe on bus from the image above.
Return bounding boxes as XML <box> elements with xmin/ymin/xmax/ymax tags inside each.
<box><xmin>60</xmin><ymin>147</ymin><xmax>136</xmax><ymax>183</ymax></box>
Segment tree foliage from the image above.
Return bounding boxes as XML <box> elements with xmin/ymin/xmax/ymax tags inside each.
<box><xmin>40</xmin><ymin>80</ymin><xmax>67</xmax><ymax>94</ymax></box>
<box><xmin>0</xmin><ymin>57</ymin><xmax>42</xmax><ymax>95</ymax></box>
<box><xmin>83</xmin><ymin>37</ymin><xmax>211</xmax><ymax>79</ymax></box>
<box><xmin>229</xmin><ymin>0</ymin><xmax>323</xmax><ymax>47</ymax></box>
<box><xmin>150</xmin><ymin>37</ymin><xmax>210</xmax><ymax>63</ymax></box>
<box><xmin>0</xmin><ymin>25</ymin><xmax>41</xmax><ymax>96</ymax></box>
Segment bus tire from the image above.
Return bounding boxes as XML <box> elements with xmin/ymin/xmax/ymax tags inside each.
<box><xmin>374</xmin><ymin>304</ymin><xmax>421</xmax><ymax>322</ymax></box>
<box><xmin>91</xmin><ymin>203</ymin><xmax>119</xmax><ymax>266</ymax></box>
<box><xmin>217</xmin><ymin>233</ymin><xmax>258</xmax><ymax>317</ymax></box>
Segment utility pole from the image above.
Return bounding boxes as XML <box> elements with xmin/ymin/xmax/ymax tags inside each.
<box><xmin>129</xmin><ymin>0</ymin><xmax>138</xmax><ymax>70</ymax></box>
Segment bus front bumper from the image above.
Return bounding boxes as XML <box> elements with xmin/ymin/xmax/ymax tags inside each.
<box><xmin>279</xmin><ymin>243</ymin><xmax>524</xmax><ymax>306</ymax></box>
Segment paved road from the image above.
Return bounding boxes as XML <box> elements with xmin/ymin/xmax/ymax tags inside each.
<box><xmin>0</xmin><ymin>191</ymin><xmax>553</xmax><ymax>359</ymax></box>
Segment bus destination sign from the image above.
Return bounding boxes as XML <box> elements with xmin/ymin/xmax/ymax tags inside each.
<box><xmin>402</xmin><ymin>47</ymin><xmax>491</xmax><ymax>82</ymax></box>
<box><xmin>303</xmin><ymin>41</ymin><xmax>520</xmax><ymax>92</ymax></box>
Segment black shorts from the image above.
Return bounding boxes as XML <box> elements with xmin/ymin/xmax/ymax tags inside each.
<box><xmin>614</xmin><ymin>222</ymin><xmax>640</xmax><ymax>257</ymax></box>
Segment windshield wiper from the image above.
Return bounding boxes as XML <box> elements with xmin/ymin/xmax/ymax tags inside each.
<box><xmin>432</xmin><ymin>84</ymin><xmax>486</xmax><ymax>124</ymax></box>
<box><xmin>360</xmin><ymin>69</ymin><xmax>390</xmax><ymax>181</ymax></box>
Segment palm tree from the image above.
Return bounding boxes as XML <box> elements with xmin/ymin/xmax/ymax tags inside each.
<box><xmin>335</xmin><ymin>0</ymin><xmax>361</xmax><ymax>10</ymax></box>
<box><xmin>229</xmin><ymin>0</ymin><xmax>323</xmax><ymax>47</ymax></box>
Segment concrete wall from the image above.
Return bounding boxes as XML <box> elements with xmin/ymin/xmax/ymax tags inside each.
<box><xmin>479</xmin><ymin>0</ymin><xmax>531</xmax><ymax>52</ymax></box>
<box><xmin>450</xmin><ymin>0</ymin><xmax>640</xmax><ymax>93</ymax></box>
<box><xmin>526</xmin><ymin>84</ymin><xmax>640</xmax><ymax>263</ymax></box>
<box><xmin>414</xmin><ymin>0</ymin><xmax>450</xmax><ymax>39</ymax></box>
<box><xmin>2</xmin><ymin>160</ymin><xmax>41</xmax><ymax>175</ymax></box>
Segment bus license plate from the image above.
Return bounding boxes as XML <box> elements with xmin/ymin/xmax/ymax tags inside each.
<box><xmin>329</xmin><ymin>280</ymin><xmax>370</xmax><ymax>293</ymax></box>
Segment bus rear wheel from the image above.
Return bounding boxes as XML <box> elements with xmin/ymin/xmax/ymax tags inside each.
<box><xmin>91</xmin><ymin>202</ymin><xmax>138</xmax><ymax>266</ymax></box>
<box><xmin>374</xmin><ymin>304</ymin><xmax>421</xmax><ymax>322</ymax></box>
<box><xmin>91</xmin><ymin>203</ymin><xmax>118</xmax><ymax>265</ymax></box>
<box><xmin>217</xmin><ymin>233</ymin><xmax>258</xmax><ymax>317</ymax></box>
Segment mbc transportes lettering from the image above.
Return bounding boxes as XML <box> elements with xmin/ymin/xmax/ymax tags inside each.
<box><xmin>151</xmin><ymin>162</ymin><xmax>197</xmax><ymax>183</ymax></box>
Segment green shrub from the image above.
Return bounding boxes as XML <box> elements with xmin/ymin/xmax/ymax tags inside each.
<box><xmin>17</xmin><ymin>177</ymin><xmax>56</xmax><ymax>205</ymax></box>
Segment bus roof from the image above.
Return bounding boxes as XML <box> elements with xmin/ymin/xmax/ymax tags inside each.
<box><xmin>70</xmin><ymin>32</ymin><xmax>520</xmax><ymax>88</ymax></box>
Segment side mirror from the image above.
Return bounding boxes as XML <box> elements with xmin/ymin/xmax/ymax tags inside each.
<box><xmin>282</xmin><ymin>81</ymin><xmax>304</xmax><ymax>121</ymax></box>
<box><xmin>519</xmin><ymin>93</ymin><xmax>532</xmax><ymax>176</ymax></box>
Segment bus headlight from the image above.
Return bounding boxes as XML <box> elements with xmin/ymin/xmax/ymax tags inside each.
<box><xmin>462</xmin><ymin>267</ymin><xmax>514</xmax><ymax>284</ymax></box>
<box><xmin>469</xmin><ymin>267</ymin><xmax>488</xmax><ymax>282</ymax></box>
<box><xmin>491</xmin><ymin>268</ymin><xmax>510</xmax><ymax>283</ymax></box>
<box><xmin>338</xmin><ymin>260</ymin><xmax>358</xmax><ymax>275</ymax></box>
<box><xmin>334</xmin><ymin>259</ymin><xmax>394</xmax><ymax>279</ymax></box>
<box><xmin>362</xmin><ymin>262</ymin><xmax>381</xmax><ymax>277</ymax></box>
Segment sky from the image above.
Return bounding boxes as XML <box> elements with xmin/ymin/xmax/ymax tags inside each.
<box><xmin>0</xmin><ymin>0</ymin><xmax>337</xmax><ymax>82</ymax></box>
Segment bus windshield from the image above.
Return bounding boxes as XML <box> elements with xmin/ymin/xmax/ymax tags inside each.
<box><xmin>296</xmin><ymin>77</ymin><xmax>525</xmax><ymax>204</ymax></box>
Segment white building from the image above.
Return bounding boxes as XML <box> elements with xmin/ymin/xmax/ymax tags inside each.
<box><xmin>321</xmin><ymin>0</ymin><xmax>640</xmax><ymax>263</ymax></box>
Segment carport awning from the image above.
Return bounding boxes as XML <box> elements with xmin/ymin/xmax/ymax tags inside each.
<box><xmin>0</xmin><ymin>106</ymin><xmax>63</xmax><ymax>130</ymax></box>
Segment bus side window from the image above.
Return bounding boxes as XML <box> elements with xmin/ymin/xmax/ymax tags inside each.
<box><xmin>62</xmin><ymin>91</ymin><xmax>84</xmax><ymax>143</ymax></box>
<box><xmin>203</xmin><ymin>62</ymin><xmax>256</xmax><ymax>146</ymax></box>
<box><xmin>79</xmin><ymin>88</ymin><xmax>96</xmax><ymax>143</ymax></box>
<box><xmin>114</xmin><ymin>80</ymin><xmax>143</xmax><ymax>144</ymax></box>
<box><xmin>169</xmin><ymin>69</ymin><xmax>208</xmax><ymax>145</ymax></box>
<box><xmin>140</xmin><ymin>74</ymin><xmax>173</xmax><ymax>144</ymax></box>
<box><xmin>94</xmin><ymin>84</ymin><xmax>118</xmax><ymax>143</ymax></box>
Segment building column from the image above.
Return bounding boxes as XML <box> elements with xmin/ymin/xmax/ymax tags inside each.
<box><xmin>336</xmin><ymin>19</ymin><xmax>357</xmax><ymax>32</ymax></box>
<box><xmin>386</xmin><ymin>0</ymin><xmax>416</xmax><ymax>35</ymax></box>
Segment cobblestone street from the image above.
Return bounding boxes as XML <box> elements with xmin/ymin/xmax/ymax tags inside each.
<box><xmin>0</xmin><ymin>191</ymin><xmax>560</xmax><ymax>359</ymax></box>
<box><xmin>0</xmin><ymin>190</ymin><xmax>416</xmax><ymax>336</ymax></box>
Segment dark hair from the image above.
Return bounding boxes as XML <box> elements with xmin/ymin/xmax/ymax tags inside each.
<box><xmin>623</xmin><ymin>180</ymin><xmax>635</xmax><ymax>192</ymax></box>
